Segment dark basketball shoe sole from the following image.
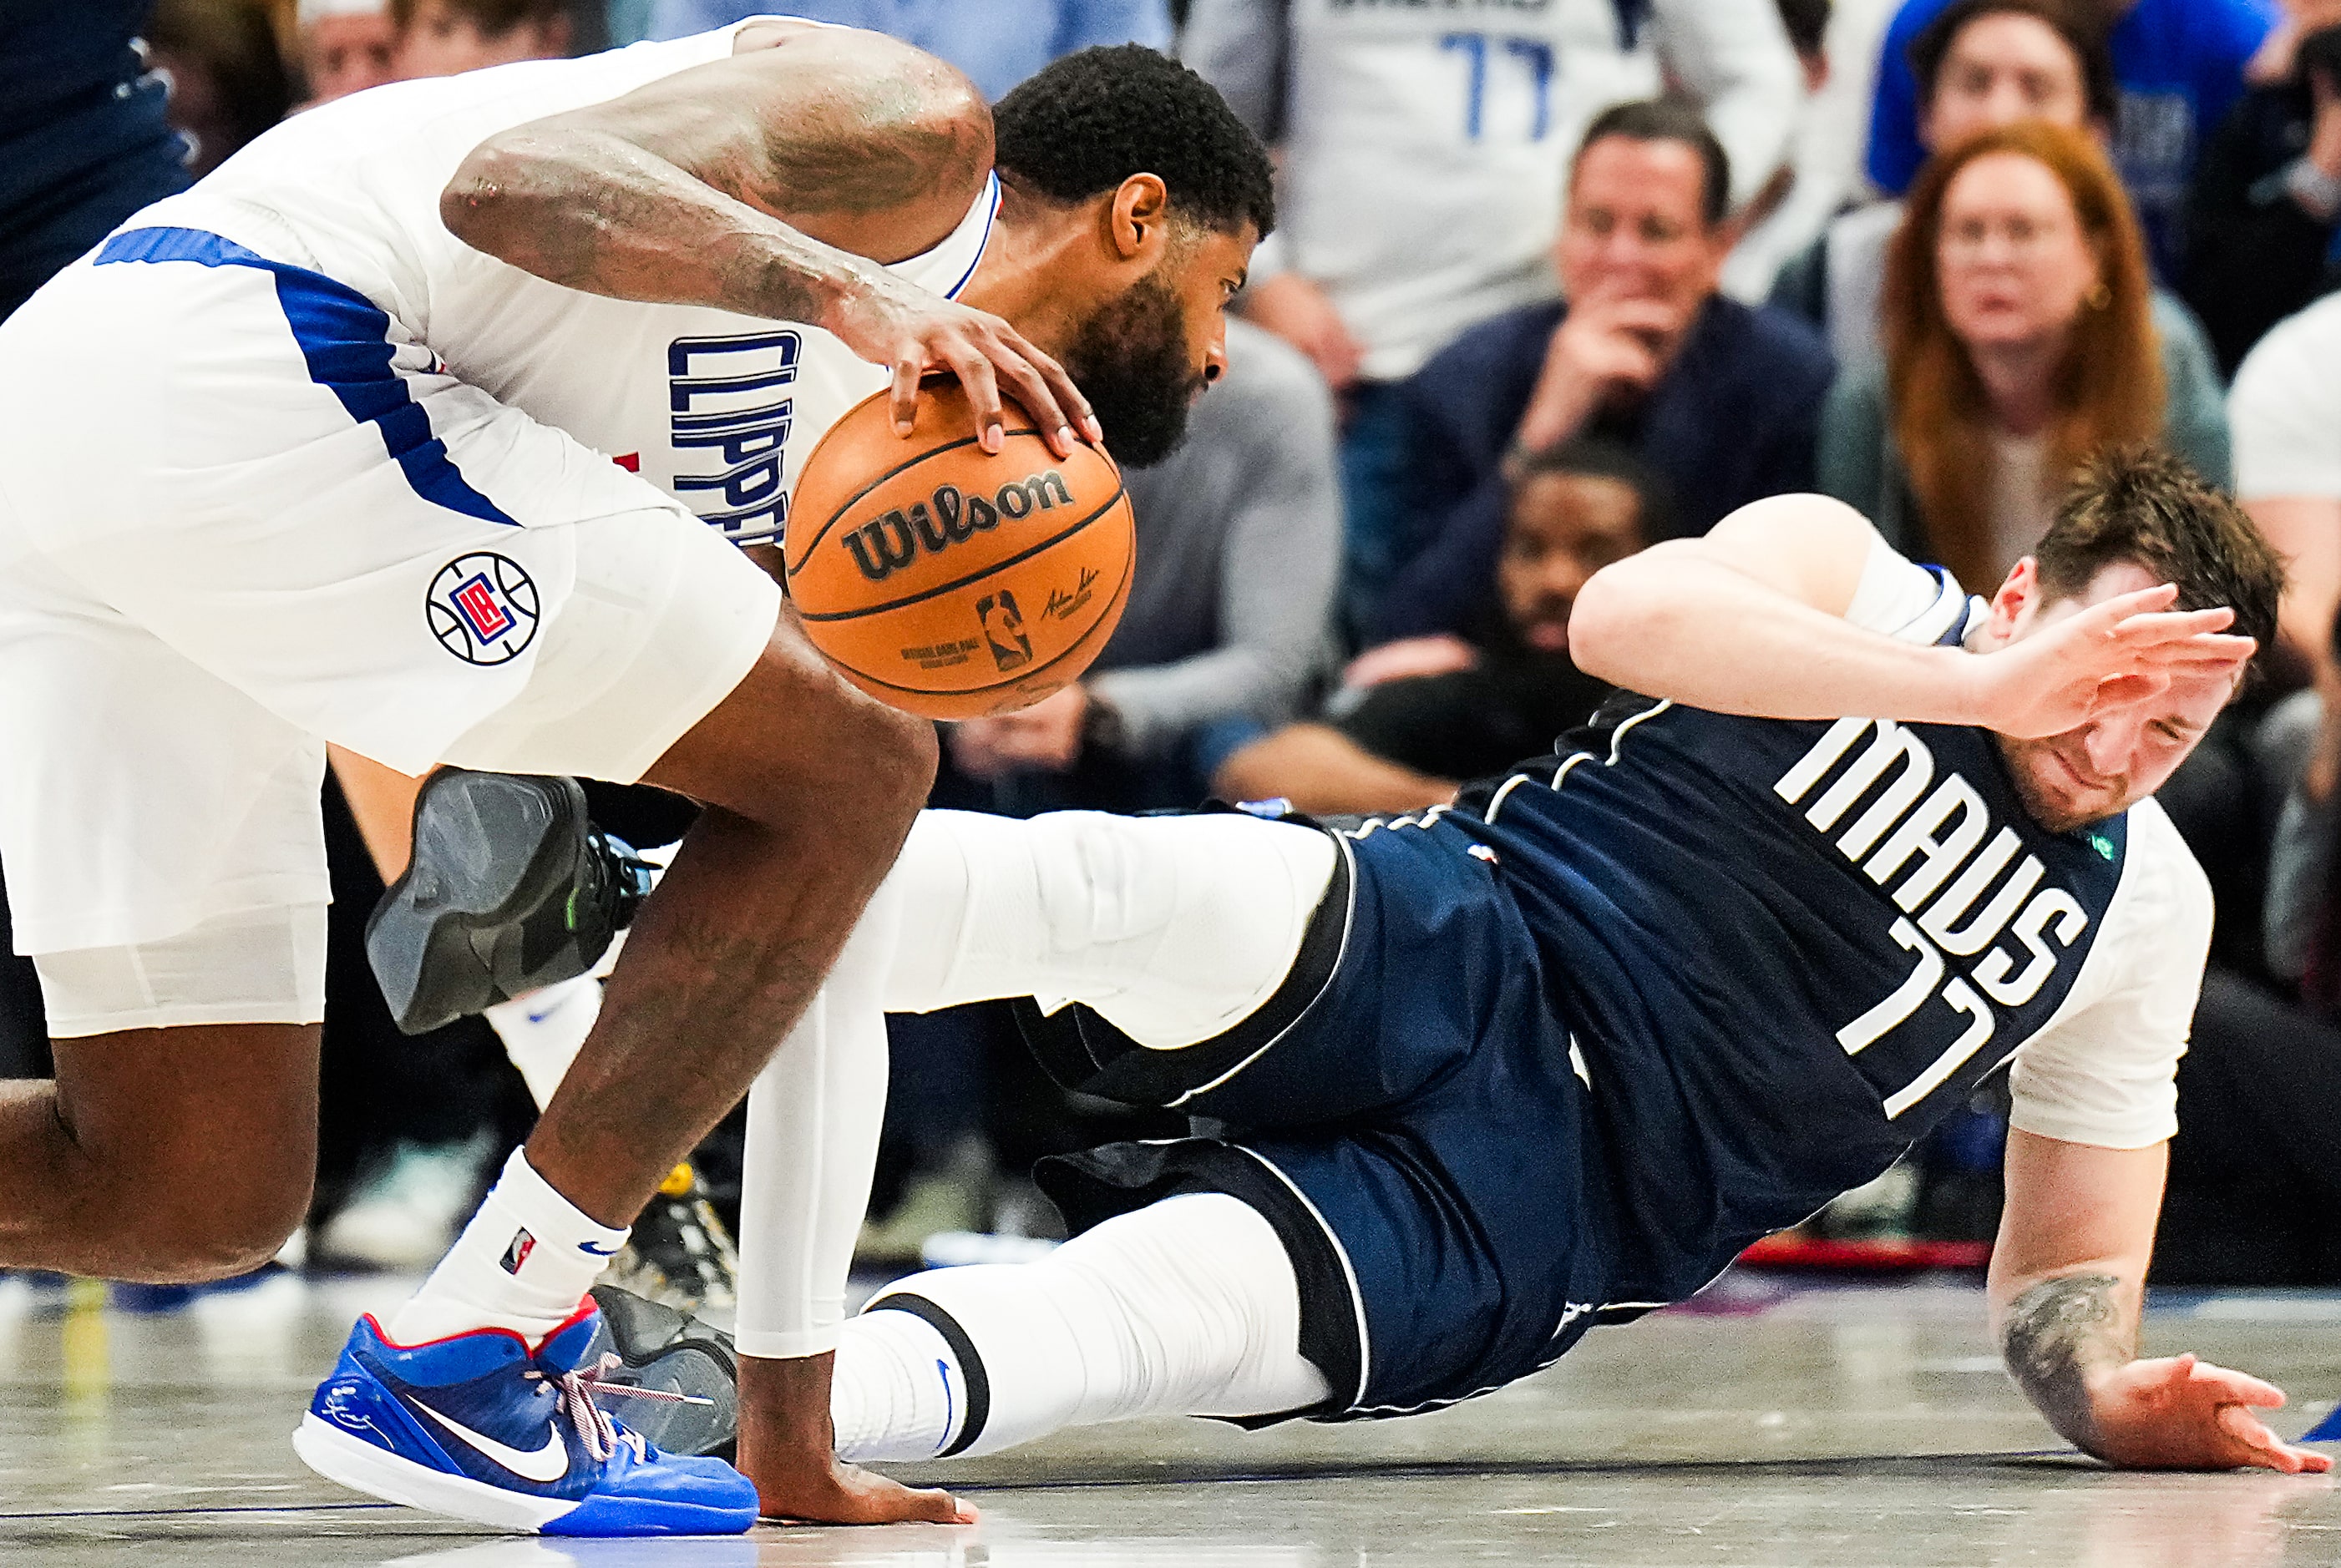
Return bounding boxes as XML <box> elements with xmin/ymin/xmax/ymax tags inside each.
<box><xmin>585</xmin><ymin>1283</ymin><xmax>740</xmax><ymax>1462</ymax></box>
<box><xmin>366</xmin><ymin>770</ymin><xmax>616</xmax><ymax>1035</ymax></box>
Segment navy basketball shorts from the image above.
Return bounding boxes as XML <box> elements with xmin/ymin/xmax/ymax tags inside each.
<box><xmin>1035</xmin><ymin>812</ymin><xmax>1623</xmax><ymax>1421</ymax></box>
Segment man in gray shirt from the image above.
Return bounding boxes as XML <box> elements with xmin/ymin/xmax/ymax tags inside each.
<box><xmin>949</xmin><ymin>316</ymin><xmax>1340</xmax><ymax>812</ymax></box>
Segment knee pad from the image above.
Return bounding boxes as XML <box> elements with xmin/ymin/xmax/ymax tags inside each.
<box><xmin>33</xmin><ymin>902</ymin><xmax>327</xmax><ymax>1038</ymax></box>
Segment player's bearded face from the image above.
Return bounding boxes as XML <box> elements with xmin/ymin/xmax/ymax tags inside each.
<box><xmin>1060</xmin><ymin>268</ymin><xmax>1205</xmax><ymax>469</ymax></box>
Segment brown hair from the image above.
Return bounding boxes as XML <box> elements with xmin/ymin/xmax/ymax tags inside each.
<box><xmin>1909</xmin><ymin>0</ymin><xmax>2119</xmax><ymax>128</ymax></box>
<box><xmin>1883</xmin><ymin>119</ymin><xmax>2162</xmax><ymax>591</ymax></box>
<box><xmin>2036</xmin><ymin>444</ymin><xmax>2283</xmax><ymax>654</ymax></box>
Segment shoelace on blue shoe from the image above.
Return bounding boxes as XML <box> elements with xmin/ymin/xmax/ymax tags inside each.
<box><xmin>524</xmin><ymin>1352</ymin><xmax>712</xmax><ymax>1464</ymax></box>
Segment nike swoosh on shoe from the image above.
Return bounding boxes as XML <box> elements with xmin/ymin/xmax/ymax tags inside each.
<box><xmin>409</xmin><ymin>1399</ymin><xmax>572</xmax><ymax>1483</ymax></box>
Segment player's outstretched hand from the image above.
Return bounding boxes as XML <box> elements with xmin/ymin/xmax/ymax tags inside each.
<box><xmin>1961</xmin><ymin>584</ymin><xmax>2256</xmax><ymax>739</ymax></box>
<box><xmin>2087</xmin><ymin>1353</ymin><xmax>2334</xmax><ymax>1473</ymax></box>
<box><xmin>828</xmin><ymin>269</ymin><xmax>1101</xmax><ymax>458</ymax></box>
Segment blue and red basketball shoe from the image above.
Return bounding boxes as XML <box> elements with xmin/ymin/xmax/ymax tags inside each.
<box><xmin>294</xmin><ymin>1301</ymin><xmax>758</xmax><ymax>1535</ymax></box>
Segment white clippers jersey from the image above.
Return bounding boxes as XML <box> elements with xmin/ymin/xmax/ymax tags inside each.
<box><xmin>1183</xmin><ymin>0</ymin><xmax>1799</xmax><ymax>380</ymax></box>
<box><xmin>125</xmin><ymin>23</ymin><xmax>997</xmax><ymax>546</ymax></box>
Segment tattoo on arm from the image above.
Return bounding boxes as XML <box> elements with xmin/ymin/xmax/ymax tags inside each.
<box><xmin>2001</xmin><ymin>1273</ymin><xmax>2134</xmax><ymax>1456</ymax></box>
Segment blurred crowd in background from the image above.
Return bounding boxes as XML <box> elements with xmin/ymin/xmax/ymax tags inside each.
<box><xmin>8</xmin><ymin>0</ymin><xmax>2341</xmax><ymax>1310</ymax></box>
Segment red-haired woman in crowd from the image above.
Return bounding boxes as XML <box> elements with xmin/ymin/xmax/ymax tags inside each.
<box><xmin>1818</xmin><ymin>119</ymin><xmax>2229</xmax><ymax>593</ymax></box>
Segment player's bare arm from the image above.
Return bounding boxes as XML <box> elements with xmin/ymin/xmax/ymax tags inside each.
<box><xmin>440</xmin><ymin>23</ymin><xmax>1094</xmax><ymax>454</ymax></box>
<box><xmin>1989</xmin><ymin>1130</ymin><xmax>2331</xmax><ymax>1474</ymax></box>
<box><xmin>1568</xmin><ymin>493</ymin><xmax>2256</xmax><ymax>734</ymax></box>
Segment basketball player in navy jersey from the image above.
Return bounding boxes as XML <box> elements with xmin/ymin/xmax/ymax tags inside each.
<box><xmin>761</xmin><ymin>446</ymin><xmax>2325</xmax><ymax>1481</ymax></box>
<box><xmin>418</xmin><ymin>447</ymin><xmax>2327</xmax><ymax>1489</ymax></box>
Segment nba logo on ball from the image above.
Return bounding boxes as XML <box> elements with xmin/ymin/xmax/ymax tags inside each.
<box><xmin>427</xmin><ymin>553</ymin><xmax>540</xmax><ymax>665</ymax></box>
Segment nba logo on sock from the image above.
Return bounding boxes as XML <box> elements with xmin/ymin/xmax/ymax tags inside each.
<box><xmin>427</xmin><ymin>553</ymin><xmax>540</xmax><ymax>666</ymax></box>
<box><xmin>500</xmin><ymin>1228</ymin><xmax>537</xmax><ymax>1275</ymax></box>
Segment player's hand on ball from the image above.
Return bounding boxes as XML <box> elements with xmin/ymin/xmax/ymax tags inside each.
<box><xmin>826</xmin><ymin>268</ymin><xmax>1100</xmax><ymax>458</ymax></box>
<box><xmin>1963</xmin><ymin>583</ymin><xmax>2255</xmax><ymax>739</ymax></box>
<box><xmin>2087</xmin><ymin>1354</ymin><xmax>2333</xmax><ymax>1473</ymax></box>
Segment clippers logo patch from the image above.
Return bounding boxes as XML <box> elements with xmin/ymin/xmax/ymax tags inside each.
<box><xmin>500</xmin><ymin>1228</ymin><xmax>537</xmax><ymax>1275</ymax></box>
<box><xmin>428</xmin><ymin>554</ymin><xmax>540</xmax><ymax>666</ymax></box>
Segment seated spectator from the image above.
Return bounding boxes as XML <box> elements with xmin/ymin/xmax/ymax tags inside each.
<box><xmin>2183</xmin><ymin>14</ymin><xmax>2341</xmax><ymax>377</ymax></box>
<box><xmin>1771</xmin><ymin>0</ymin><xmax>2118</xmax><ymax>367</ymax></box>
<box><xmin>1214</xmin><ymin>438</ymin><xmax>1656</xmax><ymax>816</ymax></box>
<box><xmin>1865</xmin><ymin>0</ymin><xmax>2279</xmax><ymax>284</ymax></box>
<box><xmin>1375</xmin><ymin>99</ymin><xmax>1834</xmax><ymax>645</ymax></box>
<box><xmin>2230</xmin><ymin>291</ymin><xmax>2341</xmax><ymax>681</ymax></box>
<box><xmin>943</xmin><ymin>317</ymin><xmax>1340</xmax><ymax>815</ymax></box>
<box><xmin>1184</xmin><ymin>0</ymin><xmax>1801</xmax><ymax>640</ymax></box>
<box><xmin>392</xmin><ymin>0</ymin><xmax>570</xmax><ymax>78</ymax></box>
<box><xmin>296</xmin><ymin>0</ymin><xmax>398</xmax><ymax>104</ymax></box>
<box><xmin>149</xmin><ymin>0</ymin><xmax>295</xmax><ymax>176</ymax></box>
<box><xmin>1819</xmin><ymin>120</ymin><xmax>2228</xmax><ymax>587</ymax></box>
<box><xmin>647</xmin><ymin>1</ymin><xmax>1170</xmax><ymax>103</ymax></box>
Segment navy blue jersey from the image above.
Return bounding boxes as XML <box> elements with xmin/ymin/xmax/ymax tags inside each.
<box><xmin>1438</xmin><ymin>562</ymin><xmax>2207</xmax><ymax>1306</ymax></box>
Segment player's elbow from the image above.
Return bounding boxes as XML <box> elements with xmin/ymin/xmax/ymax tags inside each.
<box><xmin>439</xmin><ymin>134</ymin><xmax>564</xmax><ymax>257</ymax></box>
<box><xmin>1565</xmin><ymin>557</ymin><xmax>1670</xmax><ymax>686</ymax></box>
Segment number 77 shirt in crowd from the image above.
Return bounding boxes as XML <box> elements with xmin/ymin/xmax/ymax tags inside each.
<box><xmin>1211</xmin><ymin>0</ymin><xmax>1796</xmax><ymax>382</ymax></box>
<box><xmin>1444</xmin><ymin>551</ymin><xmax>2212</xmax><ymax>1306</ymax></box>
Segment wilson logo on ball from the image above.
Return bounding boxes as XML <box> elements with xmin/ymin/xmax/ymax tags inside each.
<box><xmin>841</xmin><ymin>472</ymin><xmax>1076</xmax><ymax>582</ymax></box>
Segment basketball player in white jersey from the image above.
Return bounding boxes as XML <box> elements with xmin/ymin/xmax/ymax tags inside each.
<box><xmin>0</xmin><ymin>23</ymin><xmax>1271</xmax><ymax>1535</ymax></box>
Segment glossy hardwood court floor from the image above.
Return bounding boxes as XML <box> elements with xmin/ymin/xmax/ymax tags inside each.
<box><xmin>2</xmin><ymin>1268</ymin><xmax>2335</xmax><ymax>1566</ymax></box>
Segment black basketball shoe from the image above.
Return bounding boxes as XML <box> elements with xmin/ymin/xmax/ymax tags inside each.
<box><xmin>600</xmin><ymin>1162</ymin><xmax>741</xmax><ymax>1322</ymax></box>
<box><xmin>367</xmin><ymin>770</ymin><xmax>655</xmax><ymax>1035</ymax></box>
<box><xmin>581</xmin><ymin>1282</ymin><xmax>741</xmax><ymax>1462</ymax></box>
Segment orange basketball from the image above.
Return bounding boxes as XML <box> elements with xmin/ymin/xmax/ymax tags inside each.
<box><xmin>783</xmin><ymin>380</ymin><xmax>1133</xmax><ymax>721</ymax></box>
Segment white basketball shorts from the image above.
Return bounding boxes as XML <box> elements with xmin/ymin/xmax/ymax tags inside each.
<box><xmin>0</xmin><ymin>226</ymin><xmax>781</xmax><ymax>963</ymax></box>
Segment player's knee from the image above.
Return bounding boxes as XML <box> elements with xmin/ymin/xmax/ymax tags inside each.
<box><xmin>109</xmin><ymin>1156</ymin><xmax>312</xmax><ymax>1282</ymax></box>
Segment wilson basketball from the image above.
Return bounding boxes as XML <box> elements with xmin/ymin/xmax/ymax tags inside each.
<box><xmin>783</xmin><ymin>380</ymin><xmax>1134</xmax><ymax>721</ymax></box>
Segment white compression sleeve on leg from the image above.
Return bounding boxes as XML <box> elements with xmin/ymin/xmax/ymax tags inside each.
<box><xmin>880</xmin><ymin>809</ymin><xmax>1337</xmax><ymax>1049</ymax></box>
<box><xmin>833</xmin><ymin>1193</ymin><xmax>1331</xmax><ymax>1461</ymax></box>
<box><xmin>731</xmin><ymin>870</ymin><xmax>900</xmax><ymax>1362</ymax></box>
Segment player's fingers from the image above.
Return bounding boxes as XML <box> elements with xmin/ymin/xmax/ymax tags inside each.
<box><xmin>998</xmin><ymin>324</ymin><xmax>1099</xmax><ymax>445</ymax></box>
<box><xmin>890</xmin><ymin>353</ymin><xmax>925</xmax><ymax>437</ymax></box>
<box><xmin>2193</xmin><ymin>1362</ymin><xmax>2288</xmax><ymax>1406</ymax></box>
<box><xmin>2085</xmin><ymin>584</ymin><xmax>2184</xmax><ymax>633</ymax></box>
<box><xmin>986</xmin><ymin>342</ymin><xmax>1077</xmax><ymax>458</ymax></box>
<box><xmin>2218</xmin><ymin>1406</ymin><xmax>2308</xmax><ymax>1472</ymax></box>
<box><xmin>943</xmin><ymin>341</ymin><xmax>1004</xmax><ymax>453</ymax></box>
<box><xmin>2110</xmin><ymin>606</ymin><xmax>2237</xmax><ymax>643</ymax></box>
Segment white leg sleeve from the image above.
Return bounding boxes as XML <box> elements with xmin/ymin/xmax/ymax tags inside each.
<box><xmin>730</xmin><ymin>870</ymin><xmax>900</xmax><ymax>1361</ymax></box>
<box><xmin>832</xmin><ymin>1193</ymin><xmax>1331</xmax><ymax>1461</ymax></box>
<box><xmin>879</xmin><ymin>809</ymin><xmax>1336</xmax><ymax>1049</ymax></box>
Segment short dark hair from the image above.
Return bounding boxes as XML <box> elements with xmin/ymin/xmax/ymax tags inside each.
<box><xmin>1509</xmin><ymin>436</ymin><xmax>1674</xmax><ymax>544</ymax></box>
<box><xmin>1909</xmin><ymin>0</ymin><xmax>2119</xmax><ymax>129</ymax></box>
<box><xmin>1573</xmin><ymin>98</ymin><xmax>1731</xmax><ymax>228</ymax></box>
<box><xmin>2035</xmin><ymin>445</ymin><xmax>2283</xmax><ymax>658</ymax></box>
<box><xmin>991</xmin><ymin>45</ymin><xmax>1274</xmax><ymax>238</ymax></box>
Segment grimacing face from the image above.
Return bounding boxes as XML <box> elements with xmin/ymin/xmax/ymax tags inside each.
<box><xmin>1979</xmin><ymin>559</ymin><xmax>2237</xmax><ymax>832</ymax></box>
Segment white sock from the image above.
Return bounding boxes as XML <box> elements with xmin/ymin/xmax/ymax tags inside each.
<box><xmin>828</xmin><ymin>1307</ymin><xmax>967</xmax><ymax>1459</ymax></box>
<box><xmin>484</xmin><ymin>974</ymin><xmax>604</xmax><ymax>1112</ymax></box>
<box><xmin>388</xmin><ymin>1147</ymin><xmax>629</xmax><ymax>1346</ymax></box>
